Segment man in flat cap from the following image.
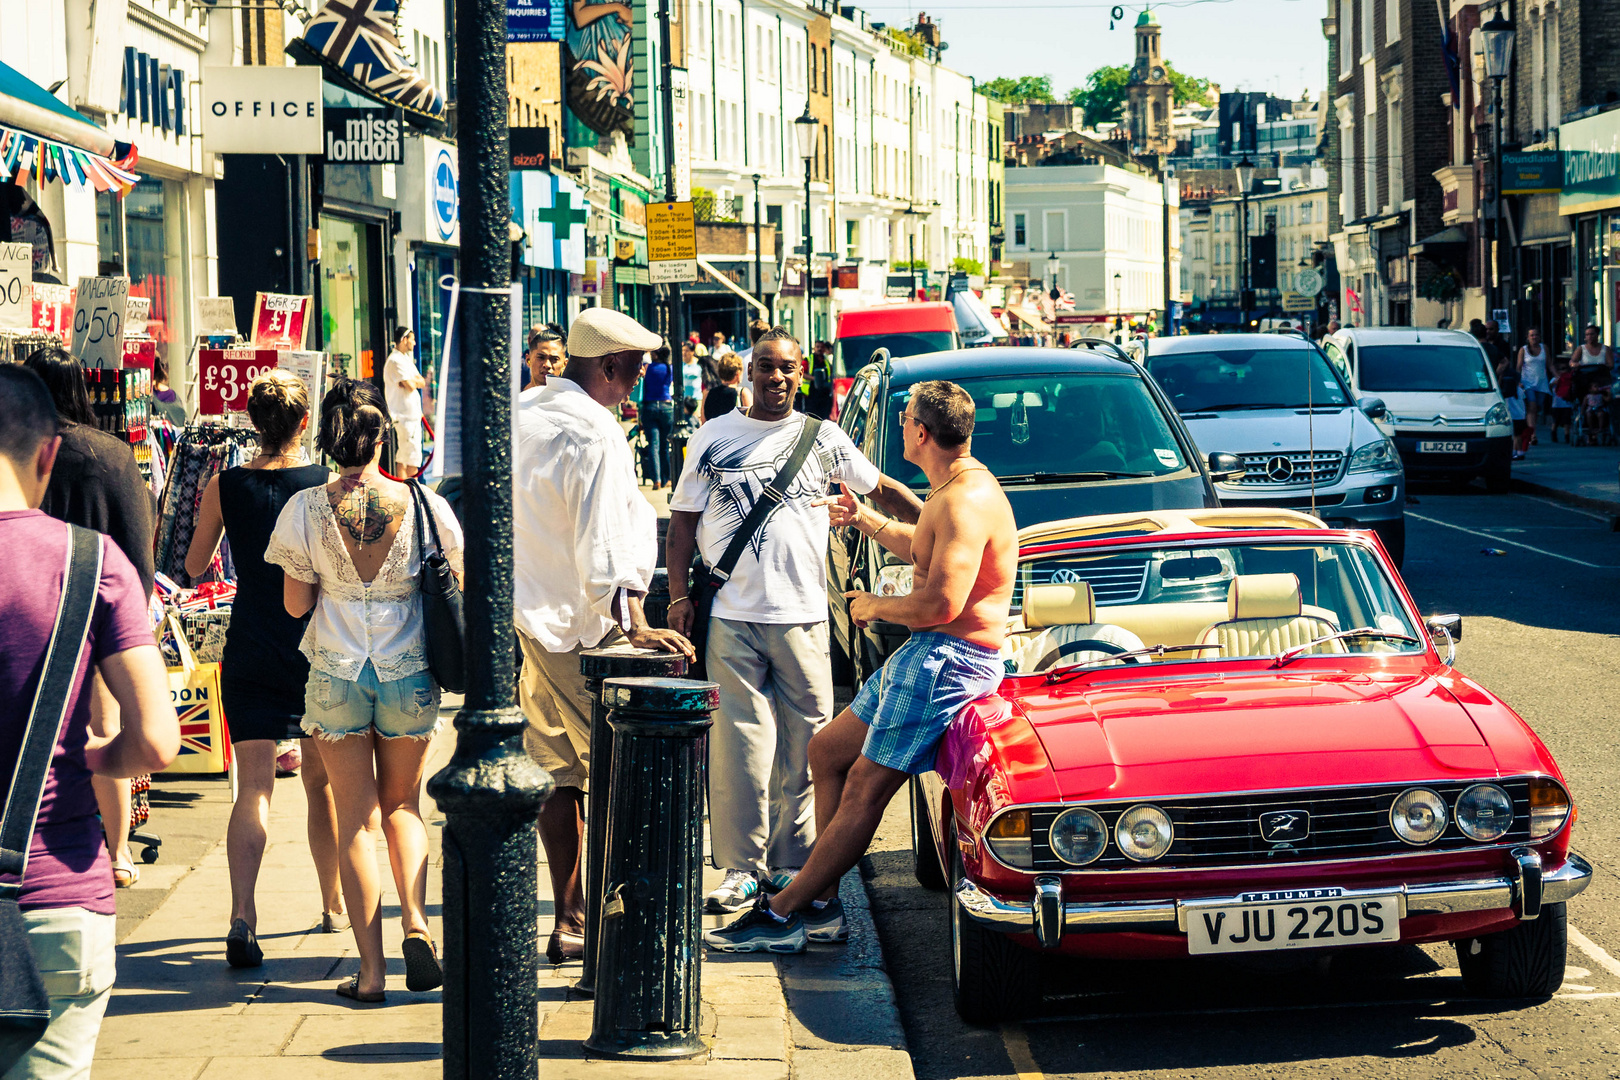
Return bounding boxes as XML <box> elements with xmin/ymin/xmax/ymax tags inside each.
<box><xmin>512</xmin><ymin>307</ymin><xmax>693</xmax><ymax>964</ymax></box>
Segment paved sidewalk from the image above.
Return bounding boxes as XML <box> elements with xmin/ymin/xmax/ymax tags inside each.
<box><xmin>93</xmin><ymin>715</ymin><xmax>913</xmax><ymax>1079</ymax></box>
<box><xmin>1510</xmin><ymin>437</ymin><xmax>1620</xmax><ymax>515</ymax></box>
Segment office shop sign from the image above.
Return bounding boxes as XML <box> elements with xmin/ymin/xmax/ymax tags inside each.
<box><xmin>324</xmin><ymin>108</ymin><xmax>403</xmax><ymax>164</ymax></box>
<box><xmin>201</xmin><ymin>67</ymin><xmax>323</xmax><ymax>155</ymax></box>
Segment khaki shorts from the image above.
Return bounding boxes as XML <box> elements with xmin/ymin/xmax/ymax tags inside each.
<box><xmin>394</xmin><ymin>419</ymin><xmax>424</xmax><ymax>467</ymax></box>
<box><xmin>517</xmin><ymin>627</ymin><xmax>625</xmax><ymax>792</ymax></box>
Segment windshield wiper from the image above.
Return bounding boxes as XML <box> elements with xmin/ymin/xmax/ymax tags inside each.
<box><xmin>1272</xmin><ymin>627</ymin><xmax>1420</xmax><ymax>667</ymax></box>
<box><xmin>999</xmin><ymin>471</ymin><xmax>1156</xmax><ymax>485</ymax></box>
<box><xmin>1044</xmin><ymin>642</ymin><xmax>1222</xmax><ymax>684</ymax></box>
<box><xmin>1183</xmin><ymin>402</ymin><xmax>1293</xmax><ymax>412</ymax></box>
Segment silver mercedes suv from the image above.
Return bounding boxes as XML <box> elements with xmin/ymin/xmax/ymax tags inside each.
<box><xmin>1142</xmin><ymin>333</ymin><xmax>1407</xmax><ymax>566</ymax></box>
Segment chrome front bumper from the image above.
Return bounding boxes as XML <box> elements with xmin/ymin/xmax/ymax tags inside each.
<box><xmin>956</xmin><ymin>849</ymin><xmax>1593</xmax><ymax>949</ymax></box>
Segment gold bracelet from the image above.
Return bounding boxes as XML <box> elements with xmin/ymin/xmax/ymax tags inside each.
<box><xmin>669</xmin><ymin>596</ymin><xmax>692</xmax><ymax>608</ymax></box>
<box><xmin>872</xmin><ymin>518</ymin><xmax>891</xmax><ymax>542</ymax></box>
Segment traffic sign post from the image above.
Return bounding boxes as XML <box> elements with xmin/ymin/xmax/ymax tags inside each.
<box><xmin>647</xmin><ymin>201</ymin><xmax>698</xmax><ymax>284</ymax></box>
<box><xmin>71</xmin><ymin>276</ymin><xmax>130</xmax><ymax>369</ymax></box>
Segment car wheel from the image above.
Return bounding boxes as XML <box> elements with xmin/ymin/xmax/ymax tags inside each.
<box><xmin>1454</xmin><ymin>902</ymin><xmax>1568</xmax><ymax>999</ymax></box>
<box><xmin>1484</xmin><ymin>463</ymin><xmax>1512</xmax><ymax>494</ymax></box>
<box><xmin>910</xmin><ymin>777</ymin><xmax>947</xmax><ymax>891</ymax></box>
<box><xmin>949</xmin><ymin>842</ymin><xmax>1041</xmax><ymax>1025</ymax></box>
<box><xmin>1376</xmin><ymin>520</ymin><xmax>1406</xmax><ymax>569</ymax></box>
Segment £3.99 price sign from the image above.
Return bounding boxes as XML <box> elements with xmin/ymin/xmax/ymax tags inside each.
<box><xmin>198</xmin><ymin>348</ymin><xmax>279</xmax><ymax>415</ymax></box>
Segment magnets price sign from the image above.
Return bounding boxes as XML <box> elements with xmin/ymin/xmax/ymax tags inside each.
<box><xmin>250</xmin><ymin>292</ymin><xmax>313</xmax><ymax>349</ymax></box>
<box><xmin>0</xmin><ymin>242</ymin><xmax>31</xmax><ymax>330</ymax></box>
<box><xmin>198</xmin><ymin>348</ymin><xmax>279</xmax><ymax>415</ymax></box>
<box><xmin>71</xmin><ymin>276</ymin><xmax>130</xmax><ymax>369</ymax></box>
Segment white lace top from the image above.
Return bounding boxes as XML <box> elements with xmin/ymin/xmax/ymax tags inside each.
<box><xmin>265</xmin><ymin>484</ymin><xmax>465</xmax><ymax>682</ymax></box>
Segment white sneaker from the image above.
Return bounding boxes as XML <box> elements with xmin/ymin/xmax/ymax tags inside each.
<box><xmin>761</xmin><ymin>868</ymin><xmax>799</xmax><ymax>894</ymax></box>
<box><xmin>705</xmin><ymin>869</ymin><xmax>759</xmax><ymax>913</ymax></box>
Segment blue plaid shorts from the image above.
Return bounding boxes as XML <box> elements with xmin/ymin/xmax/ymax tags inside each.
<box><xmin>850</xmin><ymin>631</ymin><xmax>1005</xmax><ymax>774</ymax></box>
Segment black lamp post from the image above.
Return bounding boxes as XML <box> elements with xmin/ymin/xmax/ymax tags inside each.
<box><xmin>1113</xmin><ymin>270</ymin><xmax>1123</xmax><ymax>337</ymax></box>
<box><xmin>427</xmin><ymin>0</ymin><xmax>552</xmax><ymax>1073</ymax></box>
<box><xmin>1480</xmin><ymin>8</ymin><xmax>1516</xmax><ymax>321</ymax></box>
<box><xmin>1236</xmin><ymin>154</ymin><xmax>1254</xmax><ymax>330</ymax></box>
<box><xmin>752</xmin><ymin>172</ymin><xmax>764</xmax><ymax>315</ymax></box>
<box><xmin>795</xmin><ymin>103</ymin><xmax>818</xmax><ymax>345</ymax></box>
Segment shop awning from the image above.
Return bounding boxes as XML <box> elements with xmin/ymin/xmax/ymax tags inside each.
<box><xmin>1412</xmin><ymin>225</ymin><xmax>1469</xmax><ymax>253</ymax></box>
<box><xmin>0</xmin><ymin>60</ymin><xmax>138</xmax><ymax>194</ymax></box>
<box><xmin>695</xmin><ymin>256</ymin><xmax>769</xmax><ymax>316</ymax></box>
<box><xmin>1007</xmin><ymin>306</ymin><xmax>1052</xmax><ymax>334</ymax></box>
<box><xmin>952</xmin><ymin>288</ymin><xmax>1008</xmax><ymax>344</ymax></box>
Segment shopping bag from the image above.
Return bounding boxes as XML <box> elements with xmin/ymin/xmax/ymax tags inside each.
<box><xmin>158</xmin><ymin>613</ymin><xmax>230</xmax><ymax>775</ymax></box>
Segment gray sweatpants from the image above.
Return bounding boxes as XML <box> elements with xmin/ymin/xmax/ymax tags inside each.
<box><xmin>706</xmin><ymin>617</ymin><xmax>834</xmax><ymax>874</ymax></box>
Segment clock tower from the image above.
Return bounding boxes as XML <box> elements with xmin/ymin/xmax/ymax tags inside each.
<box><xmin>1127</xmin><ymin>8</ymin><xmax>1173</xmax><ymax>155</ymax></box>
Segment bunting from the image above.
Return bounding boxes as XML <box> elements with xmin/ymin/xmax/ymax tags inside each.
<box><xmin>0</xmin><ymin>124</ymin><xmax>139</xmax><ymax>196</ymax></box>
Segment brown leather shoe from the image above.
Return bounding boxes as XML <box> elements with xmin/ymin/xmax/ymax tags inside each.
<box><xmin>546</xmin><ymin>928</ymin><xmax>585</xmax><ymax>964</ymax></box>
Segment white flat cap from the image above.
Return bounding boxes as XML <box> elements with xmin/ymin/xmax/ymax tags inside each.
<box><xmin>568</xmin><ymin>307</ymin><xmax>664</xmax><ymax>357</ymax></box>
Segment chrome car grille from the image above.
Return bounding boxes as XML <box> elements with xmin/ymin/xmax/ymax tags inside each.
<box><xmin>1233</xmin><ymin>450</ymin><xmax>1345</xmax><ymax>486</ymax></box>
<box><xmin>1021</xmin><ymin>555</ymin><xmax>1151</xmax><ymax>606</ymax></box>
<box><xmin>1027</xmin><ymin>779</ymin><xmax>1536</xmax><ymax>872</ymax></box>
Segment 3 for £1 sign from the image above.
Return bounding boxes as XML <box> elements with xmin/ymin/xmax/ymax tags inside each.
<box><xmin>198</xmin><ymin>348</ymin><xmax>279</xmax><ymax>414</ymax></box>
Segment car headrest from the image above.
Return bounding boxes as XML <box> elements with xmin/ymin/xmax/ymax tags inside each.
<box><xmin>1227</xmin><ymin>573</ymin><xmax>1302</xmax><ymax>621</ymax></box>
<box><xmin>1024</xmin><ymin>582</ymin><xmax>1096</xmax><ymax>629</ymax></box>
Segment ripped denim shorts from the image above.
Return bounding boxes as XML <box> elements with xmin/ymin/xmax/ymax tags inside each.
<box><xmin>302</xmin><ymin>662</ymin><xmax>442</xmax><ymax>741</ymax></box>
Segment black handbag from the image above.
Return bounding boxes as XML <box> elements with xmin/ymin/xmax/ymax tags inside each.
<box><xmin>410</xmin><ymin>481</ymin><xmax>467</xmax><ymax>694</ymax></box>
<box><xmin>0</xmin><ymin>526</ymin><xmax>103</xmax><ymax>1073</ymax></box>
<box><xmin>685</xmin><ymin>417</ymin><xmax>821</xmax><ymax>680</ymax></box>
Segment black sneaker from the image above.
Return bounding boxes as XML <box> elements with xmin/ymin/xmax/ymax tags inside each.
<box><xmin>803</xmin><ymin>898</ymin><xmax>847</xmax><ymax>943</ymax></box>
<box><xmin>703</xmin><ymin>895</ymin><xmax>807</xmax><ymax>954</ymax></box>
<box><xmin>225</xmin><ymin>918</ymin><xmax>263</xmax><ymax>968</ymax></box>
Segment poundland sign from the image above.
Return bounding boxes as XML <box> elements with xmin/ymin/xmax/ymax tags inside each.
<box><xmin>324</xmin><ymin>108</ymin><xmax>403</xmax><ymax>164</ymax></box>
<box><xmin>1561</xmin><ymin>108</ymin><xmax>1620</xmax><ymax>216</ymax></box>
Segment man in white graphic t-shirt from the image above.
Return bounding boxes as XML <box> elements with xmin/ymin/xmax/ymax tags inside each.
<box><xmin>667</xmin><ymin>328</ymin><xmax>922</xmax><ymax>916</ymax></box>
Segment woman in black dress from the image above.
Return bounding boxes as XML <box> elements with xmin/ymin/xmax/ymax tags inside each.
<box><xmin>185</xmin><ymin>370</ymin><xmax>345</xmax><ymax>966</ymax></box>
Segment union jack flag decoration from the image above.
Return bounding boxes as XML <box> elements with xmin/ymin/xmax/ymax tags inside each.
<box><xmin>177</xmin><ymin>701</ymin><xmax>213</xmax><ymax>756</ymax></box>
<box><xmin>291</xmin><ymin>0</ymin><xmax>445</xmax><ymax>126</ymax></box>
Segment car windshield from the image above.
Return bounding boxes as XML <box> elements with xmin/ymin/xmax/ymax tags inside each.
<box><xmin>1356</xmin><ymin>344</ymin><xmax>1496</xmax><ymax>393</ymax></box>
<box><xmin>883</xmin><ymin>372</ymin><xmax>1189</xmax><ymax>487</ymax></box>
<box><xmin>1145</xmin><ymin>347</ymin><xmax>1350</xmax><ymax>413</ymax></box>
<box><xmin>1002</xmin><ymin>539</ymin><xmax>1423</xmax><ymax>676</ymax></box>
<box><xmin>836</xmin><ymin>331</ymin><xmax>955</xmax><ymax>376</ymax></box>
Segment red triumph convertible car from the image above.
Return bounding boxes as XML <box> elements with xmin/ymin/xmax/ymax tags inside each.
<box><xmin>908</xmin><ymin>508</ymin><xmax>1590</xmax><ymax>1023</ymax></box>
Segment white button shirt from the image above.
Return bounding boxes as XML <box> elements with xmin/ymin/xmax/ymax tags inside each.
<box><xmin>513</xmin><ymin>378</ymin><xmax>657</xmax><ymax>652</ymax></box>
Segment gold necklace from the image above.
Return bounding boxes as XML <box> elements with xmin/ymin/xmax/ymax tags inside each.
<box><xmin>927</xmin><ymin>465</ymin><xmax>990</xmax><ymax>501</ymax></box>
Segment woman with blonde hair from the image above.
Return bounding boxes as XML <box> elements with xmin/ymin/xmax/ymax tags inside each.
<box><xmin>267</xmin><ymin>378</ymin><xmax>463</xmax><ymax>1002</ymax></box>
<box><xmin>186</xmin><ymin>369</ymin><xmax>346</xmax><ymax>967</ymax></box>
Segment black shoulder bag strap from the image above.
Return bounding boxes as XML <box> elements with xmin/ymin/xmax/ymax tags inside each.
<box><xmin>706</xmin><ymin>416</ymin><xmax>821</xmax><ymax>588</ymax></box>
<box><xmin>1</xmin><ymin>525</ymin><xmax>103</xmax><ymax>897</ymax></box>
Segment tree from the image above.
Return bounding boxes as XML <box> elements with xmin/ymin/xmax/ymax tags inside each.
<box><xmin>951</xmin><ymin>257</ymin><xmax>985</xmax><ymax>276</ymax></box>
<box><xmin>1067</xmin><ymin>63</ymin><xmax>1215</xmax><ymax>127</ymax></box>
<box><xmin>982</xmin><ymin>75</ymin><xmax>1057</xmax><ymax>104</ymax></box>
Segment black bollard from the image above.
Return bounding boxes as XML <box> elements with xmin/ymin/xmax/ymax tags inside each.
<box><xmin>642</xmin><ymin>568</ymin><xmax>672</xmax><ymax>631</ymax></box>
<box><xmin>583</xmin><ymin>676</ymin><xmax>717</xmax><ymax>1061</ymax></box>
<box><xmin>575</xmin><ymin>646</ymin><xmax>687</xmax><ymax>999</ymax></box>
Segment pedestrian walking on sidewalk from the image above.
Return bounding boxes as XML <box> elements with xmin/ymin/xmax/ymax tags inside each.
<box><xmin>513</xmin><ymin>307</ymin><xmax>694</xmax><ymax>964</ymax></box>
<box><xmin>640</xmin><ymin>344</ymin><xmax>677</xmax><ymax>490</ymax></box>
<box><xmin>1518</xmin><ymin>328</ymin><xmax>1552</xmax><ymax>454</ymax></box>
<box><xmin>183</xmin><ymin>371</ymin><xmax>346</xmax><ymax>968</ymax></box>
<box><xmin>24</xmin><ymin>345</ymin><xmax>156</xmax><ymax>893</ymax></box>
<box><xmin>705</xmin><ymin>380</ymin><xmax>1016</xmax><ymax>954</ymax></box>
<box><xmin>0</xmin><ymin>365</ymin><xmax>178</xmax><ymax>1079</ymax></box>
<box><xmin>383</xmin><ymin>328</ymin><xmax>426</xmax><ymax>480</ymax></box>
<box><xmin>525</xmin><ymin>324</ymin><xmax>565</xmax><ymax>390</ymax></box>
<box><xmin>667</xmin><ymin>329</ymin><xmax>921</xmax><ymax>915</ymax></box>
<box><xmin>266</xmin><ymin>379</ymin><xmax>463</xmax><ymax>1003</ymax></box>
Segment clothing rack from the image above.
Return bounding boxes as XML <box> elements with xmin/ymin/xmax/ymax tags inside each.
<box><xmin>153</xmin><ymin>423</ymin><xmax>261</xmax><ymax>585</ymax></box>
<box><xmin>0</xmin><ymin>330</ymin><xmax>61</xmax><ymax>365</ymax></box>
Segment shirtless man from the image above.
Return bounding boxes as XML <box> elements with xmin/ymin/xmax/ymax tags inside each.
<box><xmin>704</xmin><ymin>379</ymin><xmax>1017</xmax><ymax>952</ymax></box>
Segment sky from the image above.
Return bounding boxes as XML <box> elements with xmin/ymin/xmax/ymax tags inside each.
<box><xmin>860</xmin><ymin>0</ymin><xmax>1331</xmax><ymax>104</ymax></box>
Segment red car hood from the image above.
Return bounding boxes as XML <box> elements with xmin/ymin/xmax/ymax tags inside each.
<box><xmin>1013</xmin><ymin>667</ymin><xmax>1501</xmax><ymax>801</ymax></box>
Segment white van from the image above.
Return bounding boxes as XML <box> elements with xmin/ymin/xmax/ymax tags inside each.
<box><xmin>1323</xmin><ymin>328</ymin><xmax>1513</xmax><ymax>492</ymax></box>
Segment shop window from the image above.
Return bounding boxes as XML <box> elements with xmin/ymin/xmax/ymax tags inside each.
<box><xmin>98</xmin><ymin>179</ymin><xmax>180</xmax><ymax>371</ymax></box>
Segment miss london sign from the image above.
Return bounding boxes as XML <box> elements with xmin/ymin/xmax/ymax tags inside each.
<box><xmin>324</xmin><ymin>109</ymin><xmax>403</xmax><ymax>164</ymax></box>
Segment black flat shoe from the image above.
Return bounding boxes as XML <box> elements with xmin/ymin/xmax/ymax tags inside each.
<box><xmin>225</xmin><ymin>918</ymin><xmax>263</xmax><ymax>968</ymax></box>
<box><xmin>402</xmin><ymin>932</ymin><xmax>443</xmax><ymax>991</ymax></box>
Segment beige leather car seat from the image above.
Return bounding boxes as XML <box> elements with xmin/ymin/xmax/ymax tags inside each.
<box><xmin>1004</xmin><ymin>582</ymin><xmax>1146</xmax><ymax>674</ymax></box>
<box><xmin>1194</xmin><ymin>573</ymin><xmax>1346</xmax><ymax>659</ymax></box>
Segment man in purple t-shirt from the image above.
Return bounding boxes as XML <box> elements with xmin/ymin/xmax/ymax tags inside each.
<box><xmin>0</xmin><ymin>366</ymin><xmax>177</xmax><ymax>1080</ymax></box>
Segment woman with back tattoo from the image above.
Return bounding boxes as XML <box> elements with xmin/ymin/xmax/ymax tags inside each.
<box><xmin>266</xmin><ymin>378</ymin><xmax>464</xmax><ymax>1003</ymax></box>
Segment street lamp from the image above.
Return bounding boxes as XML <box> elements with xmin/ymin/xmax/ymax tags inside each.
<box><xmin>751</xmin><ymin>173</ymin><xmax>764</xmax><ymax>315</ymax></box>
<box><xmin>1047</xmin><ymin>250</ymin><xmax>1060</xmax><ymax>301</ymax></box>
<box><xmin>1235</xmin><ymin>153</ymin><xmax>1254</xmax><ymax>331</ymax></box>
<box><xmin>795</xmin><ymin>103</ymin><xmax>818</xmax><ymax>347</ymax></box>
<box><xmin>1113</xmin><ymin>270</ymin><xmax>1123</xmax><ymax>338</ymax></box>
<box><xmin>1480</xmin><ymin>8</ymin><xmax>1515</xmax><ymax>319</ymax></box>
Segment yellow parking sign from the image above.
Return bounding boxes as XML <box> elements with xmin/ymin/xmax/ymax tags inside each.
<box><xmin>647</xmin><ymin>200</ymin><xmax>698</xmax><ymax>283</ymax></box>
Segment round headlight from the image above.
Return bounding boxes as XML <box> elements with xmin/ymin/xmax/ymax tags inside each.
<box><xmin>1115</xmin><ymin>804</ymin><xmax>1173</xmax><ymax>862</ymax></box>
<box><xmin>1455</xmin><ymin>783</ymin><xmax>1514</xmax><ymax>841</ymax></box>
<box><xmin>1049</xmin><ymin>807</ymin><xmax>1108</xmax><ymax>866</ymax></box>
<box><xmin>1391</xmin><ymin>787</ymin><xmax>1448</xmax><ymax>845</ymax></box>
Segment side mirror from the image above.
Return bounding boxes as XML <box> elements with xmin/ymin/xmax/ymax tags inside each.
<box><xmin>1426</xmin><ymin>613</ymin><xmax>1462</xmax><ymax>641</ymax></box>
<box><xmin>1207</xmin><ymin>452</ymin><xmax>1246</xmax><ymax>484</ymax></box>
<box><xmin>1359</xmin><ymin>396</ymin><xmax>1388</xmax><ymax>420</ymax></box>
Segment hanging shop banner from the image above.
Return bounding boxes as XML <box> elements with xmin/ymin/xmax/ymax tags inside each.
<box><xmin>510</xmin><ymin>126</ymin><xmax>550</xmax><ymax>171</ymax></box>
<box><xmin>0</xmin><ymin>242</ymin><xmax>31</xmax><ymax>330</ymax></box>
<box><xmin>195</xmin><ymin>296</ymin><xmax>238</xmax><ymax>337</ymax></box>
<box><xmin>430</xmin><ymin>145</ymin><xmax>460</xmax><ymax>244</ymax></box>
<box><xmin>507</xmin><ymin>0</ymin><xmax>564</xmax><ymax>42</ymax></box>
<box><xmin>33</xmin><ymin>283</ymin><xmax>72</xmax><ymax>341</ymax></box>
<box><xmin>71</xmin><ymin>276</ymin><xmax>130</xmax><ymax>369</ymax></box>
<box><xmin>201</xmin><ymin>66</ymin><xmax>323</xmax><ymax>154</ymax></box>
<box><xmin>670</xmin><ymin>68</ymin><xmax>691</xmax><ymax>202</ymax></box>
<box><xmin>564</xmin><ymin>0</ymin><xmax>632</xmax><ymax>138</ymax></box>
<box><xmin>198</xmin><ymin>347</ymin><xmax>279</xmax><ymax>415</ymax></box>
<box><xmin>250</xmin><ymin>292</ymin><xmax>313</xmax><ymax>349</ymax></box>
<box><xmin>323</xmin><ymin>108</ymin><xmax>403</xmax><ymax>164</ymax></box>
<box><xmin>647</xmin><ymin>200</ymin><xmax>698</xmax><ymax>284</ymax></box>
